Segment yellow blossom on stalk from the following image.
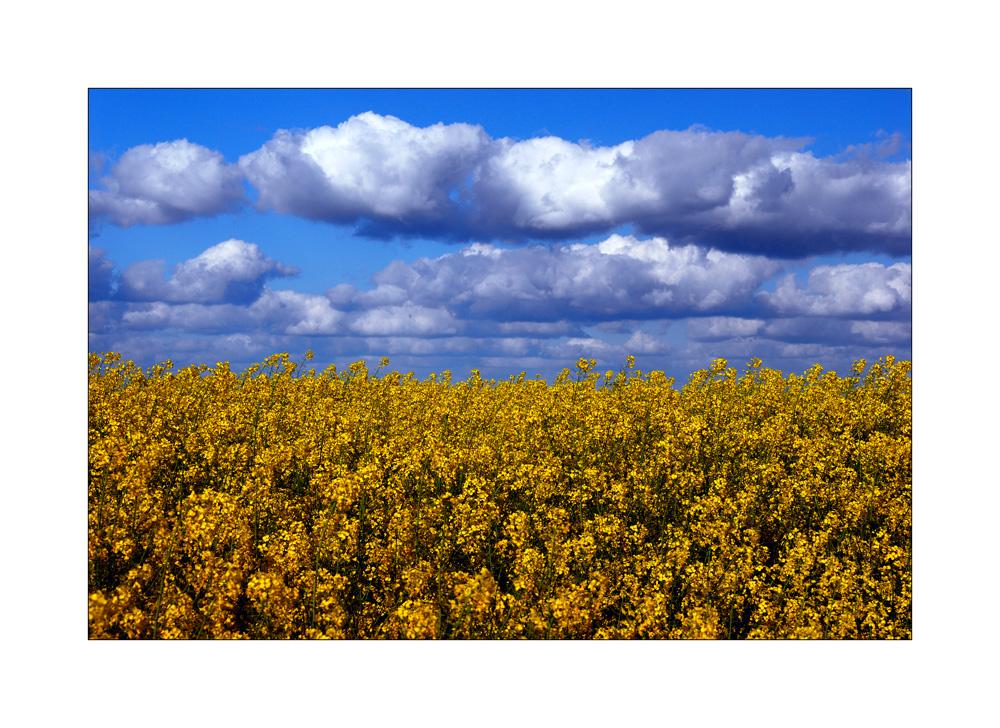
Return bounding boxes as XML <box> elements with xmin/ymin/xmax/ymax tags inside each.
<box><xmin>89</xmin><ymin>351</ymin><xmax>910</xmax><ymax>639</ymax></box>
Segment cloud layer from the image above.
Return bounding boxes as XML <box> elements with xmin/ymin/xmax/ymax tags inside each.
<box><xmin>91</xmin><ymin>113</ymin><xmax>911</xmax><ymax>257</ymax></box>
<box><xmin>89</xmin><ymin>235</ymin><xmax>911</xmax><ymax>380</ymax></box>
<box><xmin>348</xmin><ymin>235</ymin><xmax>782</xmax><ymax>323</ymax></box>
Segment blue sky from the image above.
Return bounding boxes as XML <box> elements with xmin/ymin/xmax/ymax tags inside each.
<box><xmin>88</xmin><ymin>88</ymin><xmax>911</xmax><ymax>382</ymax></box>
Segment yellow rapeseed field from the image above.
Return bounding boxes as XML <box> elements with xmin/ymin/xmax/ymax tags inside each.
<box><xmin>88</xmin><ymin>351</ymin><xmax>911</xmax><ymax>639</ymax></box>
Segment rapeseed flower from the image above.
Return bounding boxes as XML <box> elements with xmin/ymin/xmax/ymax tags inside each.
<box><xmin>89</xmin><ymin>352</ymin><xmax>911</xmax><ymax>639</ymax></box>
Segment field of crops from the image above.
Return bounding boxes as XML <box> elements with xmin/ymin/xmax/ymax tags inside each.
<box><xmin>88</xmin><ymin>351</ymin><xmax>911</xmax><ymax>639</ymax></box>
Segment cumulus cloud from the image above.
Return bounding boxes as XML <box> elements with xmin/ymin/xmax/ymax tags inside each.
<box><xmin>117</xmin><ymin>239</ymin><xmax>299</xmax><ymax>304</ymax></box>
<box><xmin>361</xmin><ymin>235</ymin><xmax>781</xmax><ymax>323</ymax></box>
<box><xmin>89</xmin><ymin>140</ymin><xmax>245</xmax><ymax>227</ymax></box>
<box><xmin>240</xmin><ymin>112</ymin><xmax>491</xmax><ymax>232</ymax></box>
<box><xmin>349</xmin><ymin>302</ymin><xmax>461</xmax><ymax>336</ymax></box>
<box><xmin>756</xmin><ymin>262</ymin><xmax>911</xmax><ymax>318</ymax></box>
<box><xmin>688</xmin><ymin>152</ymin><xmax>912</xmax><ymax>256</ymax></box>
<box><xmin>92</xmin><ymin>115</ymin><xmax>910</xmax><ymax>257</ymax></box>
<box><xmin>472</xmin><ymin>128</ymin><xmax>783</xmax><ymax>241</ymax></box>
<box><xmin>235</xmin><ymin>114</ymin><xmax>910</xmax><ymax>256</ymax></box>
<box><xmin>471</xmin><ymin>135</ymin><xmax>636</xmax><ymax>236</ymax></box>
<box><xmin>482</xmin><ymin>131</ymin><xmax>910</xmax><ymax>256</ymax></box>
<box><xmin>249</xmin><ymin>289</ymin><xmax>345</xmax><ymax>335</ymax></box>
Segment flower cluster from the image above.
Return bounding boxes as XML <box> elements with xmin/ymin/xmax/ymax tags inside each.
<box><xmin>89</xmin><ymin>351</ymin><xmax>911</xmax><ymax>638</ymax></box>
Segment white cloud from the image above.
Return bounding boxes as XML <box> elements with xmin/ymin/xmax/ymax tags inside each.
<box><xmin>364</xmin><ymin>235</ymin><xmax>781</xmax><ymax>321</ymax></box>
<box><xmin>480</xmin><ymin>130</ymin><xmax>910</xmax><ymax>255</ymax></box>
<box><xmin>240</xmin><ymin>112</ymin><xmax>491</xmax><ymax>225</ymax></box>
<box><xmin>233</xmin><ymin>113</ymin><xmax>910</xmax><ymax>256</ymax></box>
<box><xmin>349</xmin><ymin>302</ymin><xmax>461</xmax><ymax>336</ymax></box>
<box><xmin>701</xmin><ymin>151</ymin><xmax>913</xmax><ymax>255</ymax></box>
<box><xmin>249</xmin><ymin>289</ymin><xmax>345</xmax><ymax>335</ymax></box>
<box><xmin>282</xmin><ymin>298</ymin><xmax>345</xmax><ymax>336</ymax></box>
<box><xmin>118</xmin><ymin>239</ymin><xmax>298</xmax><ymax>304</ymax></box>
<box><xmin>89</xmin><ymin>139</ymin><xmax>245</xmax><ymax>227</ymax></box>
<box><xmin>757</xmin><ymin>262</ymin><xmax>911</xmax><ymax>317</ymax></box>
<box><xmin>354</xmin><ymin>284</ymin><xmax>410</xmax><ymax>308</ymax></box>
<box><xmin>325</xmin><ymin>283</ymin><xmax>358</xmax><ymax>308</ymax></box>
<box><xmin>473</xmin><ymin>136</ymin><xmax>634</xmax><ymax>232</ymax></box>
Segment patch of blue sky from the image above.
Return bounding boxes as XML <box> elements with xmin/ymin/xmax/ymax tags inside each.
<box><xmin>89</xmin><ymin>88</ymin><xmax>910</xmax><ymax>162</ymax></box>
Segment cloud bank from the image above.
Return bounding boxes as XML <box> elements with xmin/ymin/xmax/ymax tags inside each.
<box><xmin>90</xmin><ymin>113</ymin><xmax>910</xmax><ymax>258</ymax></box>
<box><xmin>89</xmin><ymin>235</ymin><xmax>911</xmax><ymax>380</ymax></box>
<box><xmin>347</xmin><ymin>235</ymin><xmax>782</xmax><ymax>323</ymax></box>
<box><xmin>239</xmin><ymin>113</ymin><xmax>910</xmax><ymax>256</ymax></box>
